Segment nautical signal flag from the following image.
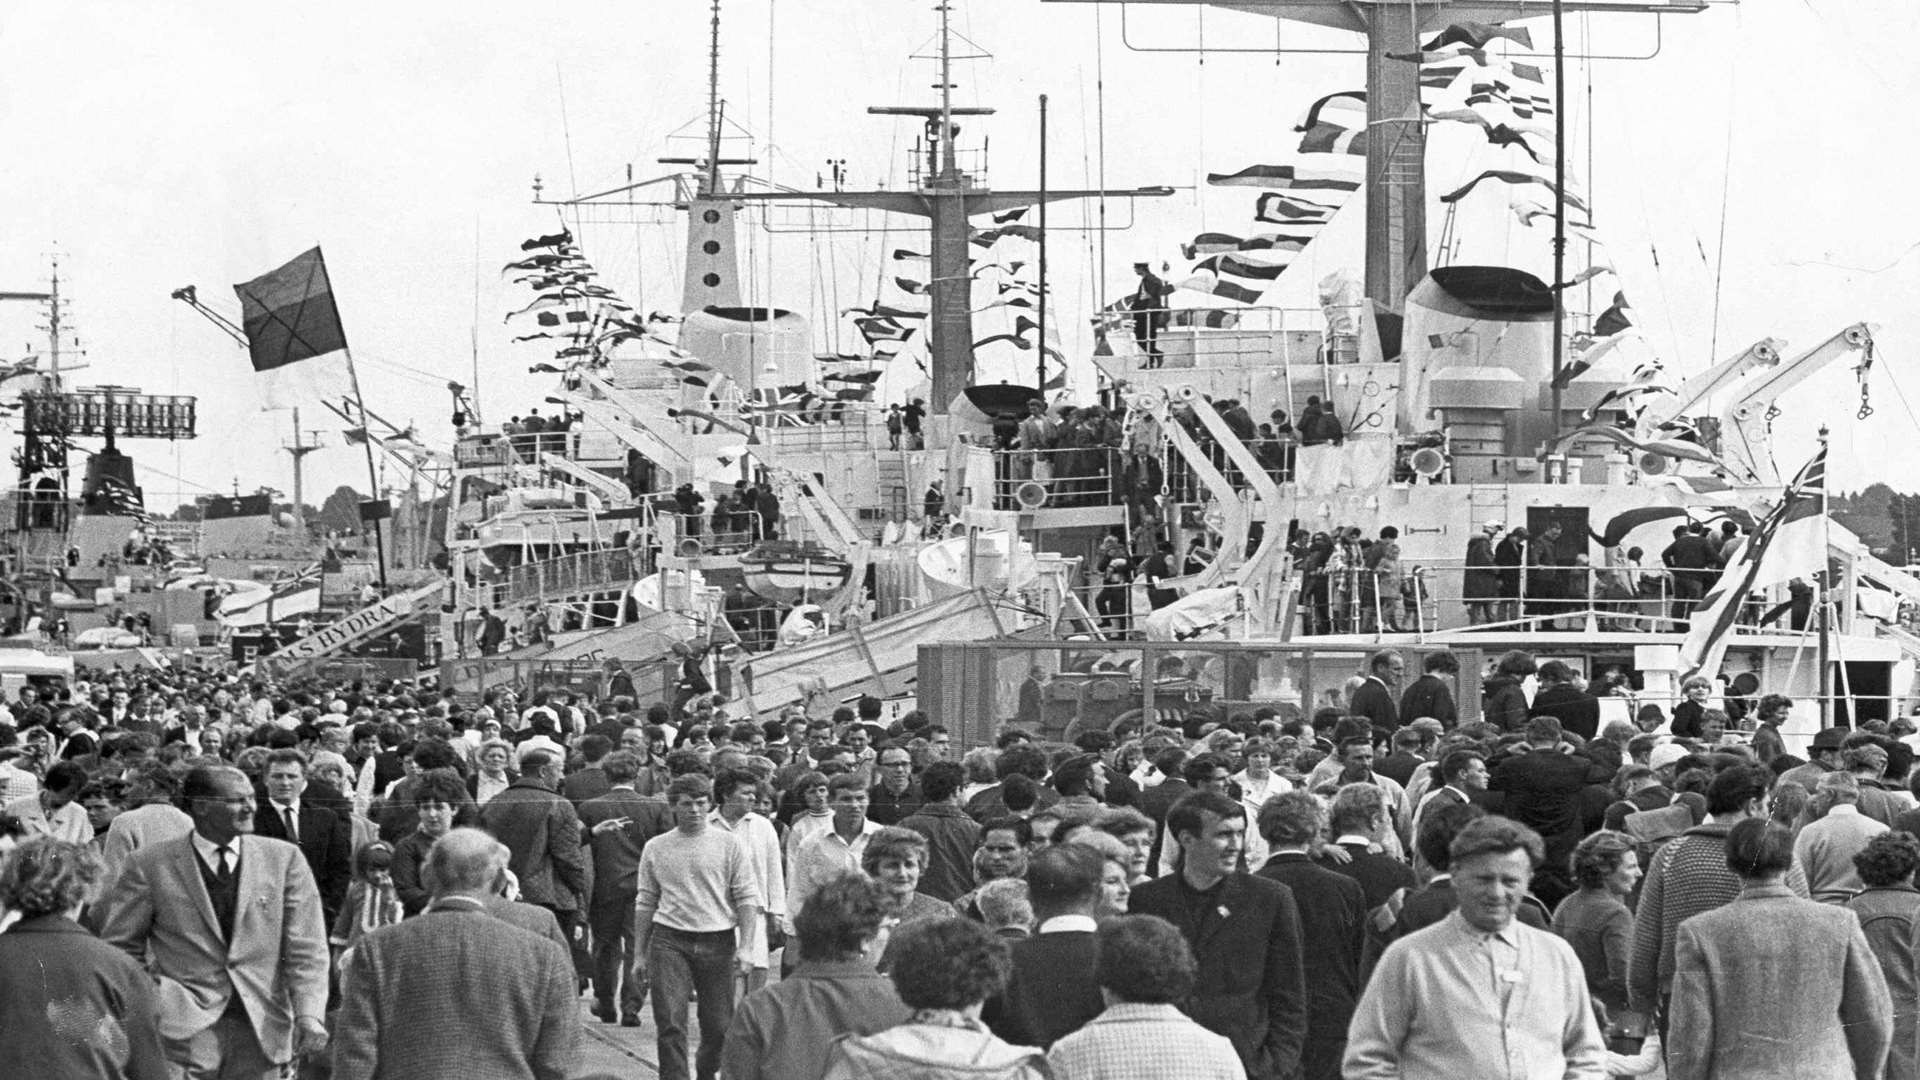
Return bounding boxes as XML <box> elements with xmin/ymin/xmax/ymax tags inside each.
<box><xmin>233</xmin><ymin>247</ymin><xmax>355</xmax><ymax>411</ymax></box>
<box><xmin>1678</xmin><ymin>446</ymin><xmax>1828</xmax><ymax>681</ymax></box>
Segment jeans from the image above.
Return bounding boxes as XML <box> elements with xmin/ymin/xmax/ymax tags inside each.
<box><xmin>590</xmin><ymin>893</ymin><xmax>641</xmax><ymax>1015</ymax></box>
<box><xmin>650</xmin><ymin>926</ymin><xmax>737</xmax><ymax>1080</ymax></box>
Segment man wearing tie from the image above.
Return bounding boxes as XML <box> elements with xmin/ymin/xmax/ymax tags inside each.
<box><xmin>254</xmin><ymin>750</ymin><xmax>352</xmax><ymax>926</ymax></box>
<box><xmin>98</xmin><ymin>764</ymin><xmax>331</xmax><ymax>1079</ymax></box>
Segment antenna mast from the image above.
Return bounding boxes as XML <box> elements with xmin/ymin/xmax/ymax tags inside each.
<box><xmin>706</xmin><ymin>0</ymin><xmax>725</xmax><ymax>194</ymax></box>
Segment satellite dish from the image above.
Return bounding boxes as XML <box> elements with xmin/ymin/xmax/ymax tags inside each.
<box><xmin>1014</xmin><ymin>481</ymin><xmax>1050</xmax><ymax>510</ymax></box>
<box><xmin>1409</xmin><ymin>447</ymin><xmax>1447</xmax><ymax>478</ymax></box>
<box><xmin>1637</xmin><ymin>452</ymin><xmax>1671</xmax><ymax>476</ymax></box>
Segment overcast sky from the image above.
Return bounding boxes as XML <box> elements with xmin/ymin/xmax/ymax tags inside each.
<box><xmin>3</xmin><ymin>0</ymin><xmax>1917</xmax><ymax>511</ymax></box>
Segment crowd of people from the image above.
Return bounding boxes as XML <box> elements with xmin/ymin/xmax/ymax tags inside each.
<box><xmin>1</xmin><ymin>652</ymin><xmax>1917</xmax><ymax>1079</ymax></box>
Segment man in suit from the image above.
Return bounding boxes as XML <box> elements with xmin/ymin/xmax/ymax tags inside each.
<box><xmin>332</xmin><ymin>828</ymin><xmax>581</xmax><ymax>1080</ymax></box>
<box><xmin>1130</xmin><ymin>790</ymin><xmax>1308</xmax><ymax>1080</ymax></box>
<box><xmin>254</xmin><ymin>749</ymin><xmax>352</xmax><ymax>925</ymax></box>
<box><xmin>481</xmin><ymin>747</ymin><xmax>591</xmax><ymax>976</ymax></box>
<box><xmin>984</xmin><ymin>843</ymin><xmax>1107</xmax><ymax>1048</ymax></box>
<box><xmin>1487</xmin><ymin>716</ymin><xmax>1609</xmax><ymax>908</ymax></box>
<box><xmin>1255</xmin><ymin>792</ymin><xmax>1366</xmax><ymax>1080</ymax></box>
<box><xmin>561</xmin><ymin>733</ymin><xmax>614</xmax><ymax>807</ymax></box>
<box><xmin>1348</xmin><ymin>649</ymin><xmax>1403</xmax><ymax>741</ymax></box>
<box><xmin>1315</xmin><ymin>784</ymin><xmax>1416</xmax><ymax>979</ymax></box>
<box><xmin>97</xmin><ymin>764</ymin><xmax>330</xmax><ymax>1079</ymax></box>
<box><xmin>579</xmin><ymin>749</ymin><xmax>675</xmax><ymax>1025</ymax></box>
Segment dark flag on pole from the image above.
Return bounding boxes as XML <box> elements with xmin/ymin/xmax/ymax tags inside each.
<box><xmin>233</xmin><ymin>247</ymin><xmax>354</xmax><ymax>410</ymax></box>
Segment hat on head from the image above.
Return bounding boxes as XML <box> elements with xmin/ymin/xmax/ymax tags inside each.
<box><xmin>1810</xmin><ymin>727</ymin><xmax>1849</xmax><ymax>751</ymax></box>
<box><xmin>1648</xmin><ymin>742</ymin><xmax>1689</xmax><ymax>772</ymax></box>
<box><xmin>1483</xmin><ymin>520</ymin><xmax>1504</xmax><ymax>533</ymax></box>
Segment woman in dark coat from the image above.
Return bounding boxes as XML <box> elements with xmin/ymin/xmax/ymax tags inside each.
<box><xmin>1494</xmin><ymin>526</ymin><xmax>1528</xmax><ymax>620</ymax></box>
<box><xmin>1482</xmin><ymin>649</ymin><xmax>1538</xmax><ymax>733</ymax></box>
<box><xmin>0</xmin><ymin>838</ymin><xmax>167</xmax><ymax>1080</ymax></box>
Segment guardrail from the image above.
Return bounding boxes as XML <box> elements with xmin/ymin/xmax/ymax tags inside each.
<box><xmin>506</xmin><ymin>548</ymin><xmax>636</xmax><ymax>604</ymax></box>
<box><xmin>992</xmin><ymin>447</ymin><xmax>1124</xmax><ymax>509</ymax></box>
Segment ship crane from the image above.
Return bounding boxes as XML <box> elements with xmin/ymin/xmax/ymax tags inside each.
<box><xmin>1633</xmin><ymin>336</ymin><xmax>1785</xmax><ymax>442</ymax></box>
<box><xmin>1717</xmin><ymin>322</ymin><xmax>1875</xmax><ymax>487</ymax></box>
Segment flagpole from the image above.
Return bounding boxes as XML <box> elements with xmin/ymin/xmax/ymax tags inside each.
<box><xmin>1548</xmin><ymin>0</ymin><xmax>1568</xmax><ymax>477</ymax></box>
<box><xmin>1037</xmin><ymin>93</ymin><xmax>1049</xmax><ymax>398</ymax></box>
<box><xmin>1817</xmin><ymin>424</ymin><xmax>1832</xmax><ymax>726</ymax></box>
<box><xmin>343</xmin><ymin>347</ymin><xmax>391</xmax><ymax>594</ymax></box>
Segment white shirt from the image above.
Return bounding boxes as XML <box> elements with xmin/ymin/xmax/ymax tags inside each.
<box><xmin>708</xmin><ymin>809</ymin><xmax>788</xmax><ymax>969</ymax></box>
<box><xmin>270</xmin><ymin>798</ymin><xmax>303</xmax><ymax>841</ymax></box>
<box><xmin>189</xmin><ymin>829</ymin><xmax>238</xmax><ymax>875</ymax></box>
<box><xmin>1037</xmin><ymin>914</ymin><xmax>1099</xmax><ymax>934</ymax></box>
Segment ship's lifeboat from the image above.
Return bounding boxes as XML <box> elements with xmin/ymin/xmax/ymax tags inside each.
<box><xmin>739</xmin><ymin>541</ymin><xmax>853</xmax><ymax>605</ymax></box>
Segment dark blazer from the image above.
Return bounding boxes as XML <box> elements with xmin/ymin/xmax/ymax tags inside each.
<box><xmin>1398</xmin><ymin>674</ymin><xmax>1457</xmax><ymax>729</ymax></box>
<box><xmin>480</xmin><ymin>778</ymin><xmax>592</xmax><ymax>912</ymax></box>
<box><xmin>331</xmin><ymin>901</ymin><xmax>580</xmax><ymax>1080</ymax></box>
<box><xmin>1256</xmin><ymin>854</ymin><xmax>1365</xmax><ymax>1048</ymax></box>
<box><xmin>896</xmin><ymin>803</ymin><xmax>981</xmax><ymax>903</ymax></box>
<box><xmin>1531</xmin><ymin>685</ymin><xmax>1601</xmax><ymax>741</ymax></box>
<box><xmin>1489</xmin><ymin>748</ymin><xmax>1610</xmax><ymax>901</ymax></box>
<box><xmin>576</xmin><ymin>787</ymin><xmax>674</xmax><ymax>911</ymax></box>
<box><xmin>983</xmin><ymin>928</ymin><xmax>1105</xmax><ymax>1049</ymax></box>
<box><xmin>560</xmin><ymin>765</ymin><xmax>611</xmax><ymax>808</ymax></box>
<box><xmin>1348</xmin><ymin>678</ymin><xmax>1398</xmax><ymax>735</ymax></box>
<box><xmin>0</xmin><ymin>914</ymin><xmax>168</xmax><ymax>1080</ymax></box>
<box><xmin>255</xmin><ymin>801</ymin><xmax>353</xmax><ymax>921</ymax></box>
<box><xmin>1139</xmin><ymin>778</ymin><xmax>1194</xmax><ymax>870</ymax></box>
<box><xmin>1130</xmin><ymin>872</ymin><xmax>1308</xmax><ymax>1080</ymax></box>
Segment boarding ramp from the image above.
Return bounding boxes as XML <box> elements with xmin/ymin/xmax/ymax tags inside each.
<box><xmin>246</xmin><ymin>579</ymin><xmax>445</xmax><ymax>678</ymax></box>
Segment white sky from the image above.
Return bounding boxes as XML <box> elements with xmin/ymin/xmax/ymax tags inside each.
<box><xmin>4</xmin><ymin>0</ymin><xmax>1919</xmax><ymax>512</ymax></box>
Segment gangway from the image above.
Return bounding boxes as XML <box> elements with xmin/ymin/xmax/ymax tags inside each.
<box><xmin>245</xmin><ymin>578</ymin><xmax>445</xmax><ymax>677</ymax></box>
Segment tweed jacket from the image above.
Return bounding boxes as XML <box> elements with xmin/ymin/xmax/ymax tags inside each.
<box><xmin>1667</xmin><ymin>884</ymin><xmax>1892</xmax><ymax>1080</ymax></box>
<box><xmin>96</xmin><ymin>832</ymin><xmax>330</xmax><ymax>1061</ymax></box>
<box><xmin>1628</xmin><ymin>821</ymin><xmax>1810</xmax><ymax>1013</ymax></box>
<box><xmin>331</xmin><ymin>899</ymin><xmax>580</xmax><ymax>1080</ymax></box>
<box><xmin>480</xmin><ymin>776</ymin><xmax>591</xmax><ymax>911</ymax></box>
<box><xmin>1047</xmin><ymin>1002</ymin><xmax>1248</xmax><ymax>1080</ymax></box>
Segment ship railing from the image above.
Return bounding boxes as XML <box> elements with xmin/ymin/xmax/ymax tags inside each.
<box><xmin>1058</xmin><ymin>579</ymin><xmax>1146</xmax><ymax>641</ymax></box>
<box><xmin>1159</xmin><ymin>437</ymin><xmax>1297</xmax><ymax>502</ymax></box>
<box><xmin>454</xmin><ymin>430</ymin><xmax>582</xmax><ymax>469</ymax></box>
<box><xmin>661</xmin><ymin>510</ymin><xmax>768</xmax><ymax>557</ymax></box>
<box><xmin>720</xmin><ymin>604</ymin><xmax>783</xmax><ymax>654</ymax></box>
<box><xmin>991</xmin><ymin>447</ymin><xmax>1125</xmax><ymax>510</ymax></box>
<box><xmin>1287</xmin><ymin>557</ymin><xmax>1830</xmax><ymax>639</ymax></box>
<box><xmin>755</xmin><ymin>417</ymin><xmax>883</xmax><ymax>454</ymax></box>
<box><xmin>505</xmin><ymin>548</ymin><xmax>638</xmax><ymax>606</ymax></box>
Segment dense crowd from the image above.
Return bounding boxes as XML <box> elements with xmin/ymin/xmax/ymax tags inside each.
<box><xmin>2</xmin><ymin>651</ymin><xmax>1918</xmax><ymax>1080</ymax></box>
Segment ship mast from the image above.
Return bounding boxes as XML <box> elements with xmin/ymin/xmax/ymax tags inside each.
<box><xmin>731</xmin><ymin>1</ymin><xmax>1170</xmax><ymax>414</ymax></box>
<box><xmin>1045</xmin><ymin>0</ymin><xmax>1709</xmax><ymax>324</ymax></box>
<box><xmin>705</xmin><ymin>0</ymin><xmax>725</xmax><ymax>199</ymax></box>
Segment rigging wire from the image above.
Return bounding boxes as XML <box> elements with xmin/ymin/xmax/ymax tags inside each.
<box><xmin>1705</xmin><ymin>3</ymin><xmax>1742</xmax><ymax>360</ymax></box>
<box><xmin>555</xmin><ymin>63</ymin><xmax>583</xmax><ymax>236</ymax></box>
